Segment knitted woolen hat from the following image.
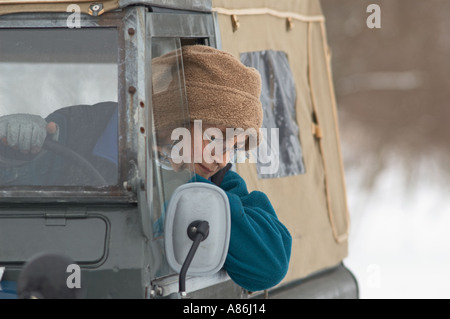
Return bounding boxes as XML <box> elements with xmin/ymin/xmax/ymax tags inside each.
<box><xmin>151</xmin><ymin>45</ymin><xmax>263</xmax><ymax>149</ymax></box>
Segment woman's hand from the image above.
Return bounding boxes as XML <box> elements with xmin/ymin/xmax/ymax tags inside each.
<box><xmin>0</xmin><ymin>114</ymin><xmax>58</xmax><ymax>154</ymax></box>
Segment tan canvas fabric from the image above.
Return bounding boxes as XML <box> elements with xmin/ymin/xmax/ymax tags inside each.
<box><xmin>212</xmin><ymin>0</ymin><xmax>350</xmax><ymax>284</ymax></box>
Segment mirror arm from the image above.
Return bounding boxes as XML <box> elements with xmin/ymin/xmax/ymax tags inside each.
<box><xmin>179</xmin><ymin>220</ymin><xmax>210</xmax><ymax>297</ymax></box>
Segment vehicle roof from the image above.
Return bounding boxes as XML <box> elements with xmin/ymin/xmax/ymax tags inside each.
<box><xmin>0</xmin><ymin>0</ymin><xmax>212</xmax><ymax>16</ymax></box>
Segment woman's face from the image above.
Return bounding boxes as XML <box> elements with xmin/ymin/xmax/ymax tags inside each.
<box><xmin>156</xmin><ymin>122</ymin><xmax>247</xmax><ymax>179</ymax></box>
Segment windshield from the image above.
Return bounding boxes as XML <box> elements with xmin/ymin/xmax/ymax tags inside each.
<box><xmin>0</xmin><ymin>28</ymin><xmax>119</xmax><ymax>187</ymax></box>
<box><xmin>147</xmin><ymin>38</ymin><xmax>197</xmax><ymax>279</ymax></box>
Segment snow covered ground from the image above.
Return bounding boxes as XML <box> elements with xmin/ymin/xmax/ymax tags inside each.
<box><xmin>343</xmin><ymin>154</ymin><xmax>450</xmax><ymax>298</ymax></box>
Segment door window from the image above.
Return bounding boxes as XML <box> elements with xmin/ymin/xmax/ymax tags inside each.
<box><xmin>148</xmin><ymin>38</ymin><xmax>195</xmax><ymax>278</ymax></box>
<box><xmin>241</xmin><ymin>50</ymin><xmax>306</xmax><ymax>178</ymax></box>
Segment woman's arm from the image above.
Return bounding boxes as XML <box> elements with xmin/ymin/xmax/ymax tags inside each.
<box><xmin>195</xmin><ymin>171</ymin><xmax>292</xmax><ymax>292</ymax></box>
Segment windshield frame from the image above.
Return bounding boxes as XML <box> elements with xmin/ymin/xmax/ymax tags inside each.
<box><xmin>145</xmin><ymin>9</ymin><xmax>222</xmax><ymax>286</ymax></box>
<box><xmin>0</xmin><ymin>10</ymin><xmax>135</xmax><ymax>203</ymax></box>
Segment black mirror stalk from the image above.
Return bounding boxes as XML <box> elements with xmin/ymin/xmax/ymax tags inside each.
<box><xmin>179</xmin><ymin>220</ymin><xmax>210</xmax><ymax>298</ymax></box>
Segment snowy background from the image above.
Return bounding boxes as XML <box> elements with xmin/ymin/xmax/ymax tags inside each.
<box><xmin>343</xmin><ymin>145</ymin><xmax>450</xmax><ymax>298</ymax></box>
<box><xmin>321</xmin><ymin>0</ymin><xmax>450</xmax><ymax>298</ymax></box>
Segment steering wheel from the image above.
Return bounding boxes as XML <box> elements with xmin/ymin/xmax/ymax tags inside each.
<box><xmin>0</xmin><ymin>139</ymin><xmax>108</xmax><ymax>185</ymax></box>
<box><xmin>42</xmin><ymin>139</ymin><xmax>108</xmax><ymax>185</ymax></box>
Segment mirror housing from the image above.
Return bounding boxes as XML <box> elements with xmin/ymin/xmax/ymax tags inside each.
<box><xmin>164</xmin><ymin>182</ymin><xmax>230</xmax><ymax>277</ymax></box>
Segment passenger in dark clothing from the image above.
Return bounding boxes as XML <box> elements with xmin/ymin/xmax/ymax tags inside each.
<box><xmin>0</xmin><ymin>102</ymin><xmax>118</xmax><ymax>186</ymax></box>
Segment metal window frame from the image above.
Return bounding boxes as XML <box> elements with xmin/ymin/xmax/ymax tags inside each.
<box><xmin>0</xmin><ymin>6</ymin><xmax>218</xmax><ymax>206</ymax></box>
<box><xmin>144</xmin><ymin>9</ymin><xmax>218</xmax><ymax>217</ymax></box>
<box><xmin>0</xmin><ymin>9</ymin><xmax>137</xmax><ymax>204</ymax></box>
<box><xmin>144</xmin><ymin>10</ymin><xmax>231</xmax><ymax>297</ymax></box>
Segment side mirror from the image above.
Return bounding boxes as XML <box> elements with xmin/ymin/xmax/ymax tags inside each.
<box><xmin>164</xmin><ymin>182</ymin><xmax>231</xmax><ymax>296</ymax></box>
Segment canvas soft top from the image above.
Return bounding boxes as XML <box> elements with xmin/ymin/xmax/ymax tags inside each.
<box><xmin>213</xmin><ymin>0</ymin><xmax>350</xmax><ymax>284</ymax></box>
<box><xmin>0</xmin><ymin>0</ymin><xmax>212</xmax><ymax>16</ymax></box>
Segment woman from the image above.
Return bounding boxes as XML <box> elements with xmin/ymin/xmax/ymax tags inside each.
<box><xmin>152</xmin><ymin>45</ymin><xmax>292</xmax><ymax>292</ymax></box>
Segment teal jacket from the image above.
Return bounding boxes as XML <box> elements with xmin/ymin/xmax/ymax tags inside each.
<box><xmin>195</xmin><ymin>170</ymin><xmax>292</xmax><ymax>292</ymax></box>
